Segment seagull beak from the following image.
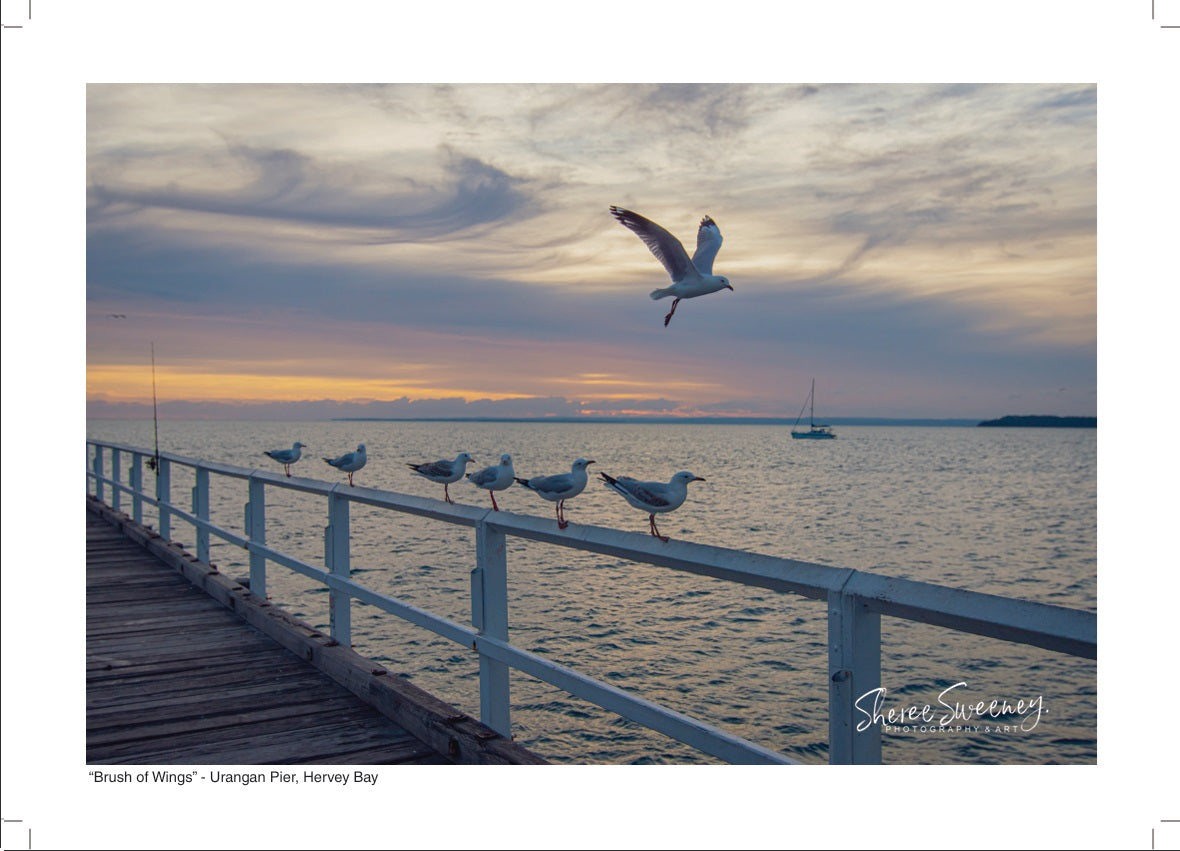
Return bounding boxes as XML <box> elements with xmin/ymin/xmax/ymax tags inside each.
<box><xmin>693</xmin><ymin>476</ymin><xmax>707</xmax><ymax>482</ymax></box>
<box><xmin>724</xmin><ymin>284</ymin><xmax>734</xmax><ymax>291</ymax></box>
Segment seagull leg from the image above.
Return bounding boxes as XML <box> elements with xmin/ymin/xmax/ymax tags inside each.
<box><xmin>284</xmin><ymin>464</ymin><xmax>291</xmax><ymax>477</ymax></box>
<box><xmin>663</xmin><ymin>298</ymin><xmax>681</xmax><ymax>327</ymax></box>
<box><xmin>557</xmin><ymin>500</ymin><xmax>568</xmax><ymax>530</ymax></box>
<box><xmin>649</xmin><ymin>513</ymin><xmax>670</xmax><ymax>543</ymax></box>
<box><xmin>348</xmin><ymin>471</ymin><xmax>354</xmax><ymax>486</ymax></box>
<box><xmin>490</xmin><ymin>491</ymin><xmax>500</xmax><ymax>511</ymax></box>
<box><xmin>444</xmin><ymin>483</ymin><xmax>454</xmax><ymax>504</ymax></box>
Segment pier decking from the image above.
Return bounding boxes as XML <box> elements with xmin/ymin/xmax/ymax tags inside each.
<box><xmin>86</xmin><ymin>499</ymin><xmax>545</xmax><ymax>765</ymax></box>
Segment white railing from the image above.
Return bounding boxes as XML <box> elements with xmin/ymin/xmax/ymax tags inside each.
<box><xmin>86</xmin><ymin>439</ymin><xmax>1096</xmax><ymax>765</ymax></box>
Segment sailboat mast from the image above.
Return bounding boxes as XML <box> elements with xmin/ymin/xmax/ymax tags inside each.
<box><xmin>810</xmin><ymin>377</ymin><xmax>816</xmax><ymax>426</ymax></box>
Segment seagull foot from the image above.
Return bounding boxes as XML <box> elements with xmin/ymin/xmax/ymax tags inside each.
<box><xmin>664</xmin><ymin>298</ymin><xmax>680</xmax><ymax>327</ymax></box>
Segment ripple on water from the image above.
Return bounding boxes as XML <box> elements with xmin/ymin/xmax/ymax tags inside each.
<box><xmin>88</xmin><ymin>420</ymin><xmax>1095</xmax><ymax>765</ymax></box>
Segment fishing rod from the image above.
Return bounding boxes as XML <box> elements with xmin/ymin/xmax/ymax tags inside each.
<box><xmin>147</xmin><ymin>341</ymin><xmax>160</xmax><ymax>473</ymax></box>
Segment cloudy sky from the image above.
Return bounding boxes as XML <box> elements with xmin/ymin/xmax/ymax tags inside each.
<box><xmin>86</xmin><ymin>82</ymin><xmax>1096</xmax><ymax>419</ymax></box>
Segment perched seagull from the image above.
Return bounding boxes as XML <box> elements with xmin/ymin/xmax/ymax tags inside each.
<box><xmin>467</xmin><ymin>453</ymin><xmax>515</xmax><ymax>511</ymax></box>
<box><xmin>406</xmin><ymin>451</ymin><xmax>476</xmax><ymax>504</ymax></box>
<box><xmin>263</xmin><ymin>441</ymin><xmax>307</xmax><ymax>477</ymax></box>
<box><xmin>600</xmin><ymin>470</ymin><xmax>705</xmax><ymax>543</ymax></box>
<box><xmin>515</xmin><ymin>458</ymin><xmax>596</xmax><ymax>529</ymax></box>
<box><xmin>323</xmin><ymin>443</ymin><xmax>367</xmax><ymax>486</ymax></box>
<box><xmin>609</xmin><ymin>205</ymin><xmax>733</xmax><ymax>327</ymax></box>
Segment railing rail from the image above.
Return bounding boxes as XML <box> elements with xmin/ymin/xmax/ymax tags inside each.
<box><xmin>86</xmin><ymin>439</ymin><xmax>1096</xmax><ymax>765</ymax></box>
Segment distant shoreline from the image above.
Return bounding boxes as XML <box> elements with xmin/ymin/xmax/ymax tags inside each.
<box><xmin>976</xmin><ymin>415</ymin><xmax>1096</xmax><ymax>428</ymax></box>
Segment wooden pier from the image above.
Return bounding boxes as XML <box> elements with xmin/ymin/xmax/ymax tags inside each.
<box><xmin>86</xmin><ymin>498</ymin><xmax>545</xmax><ymax>765</ymax></box>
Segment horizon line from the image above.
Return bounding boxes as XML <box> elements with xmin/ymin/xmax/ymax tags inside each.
<box><xmin>85</xmin><ymin>413</ymin><xmax>1100</xmax><ymax>427</ymax></box>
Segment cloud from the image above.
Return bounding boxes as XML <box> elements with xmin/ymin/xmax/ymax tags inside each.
<box><xmin>86</xmin><ymin>84</ymin><xmax>1096</xmax><ymax>418</ymax></box>
<box><xmin>89</xmin><ymin>142</ymin><xmax>536</xmax><ymax>243</ymax></box>
<box><xmin>86</xmin><ymin>395</ymin><xmax>587</xmax><ymax>421</ymax></box>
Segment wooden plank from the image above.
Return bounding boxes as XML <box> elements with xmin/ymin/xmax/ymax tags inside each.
<box><xmin>86</xmin><ymin>647</ymin><xmax>291</xmax><ymax>679</ymax></box>
<box><xmin>88</xmin><ymin>704</ymin><xmax>405</xmax><ymax>758</ymax></box>
<box><xmin>87</xmin><ymin>669</ymin><xmax>335</xmax><ymax>714</ymax></box>
<box><xmin>87</xmin><ymin>675</ymin><xmax>347</xmax><ymax>724</ymax></box>
<box><xmin>87</xmin><ymin>696</ymin><xmax>376</xmax><ymax>748</ymax></box>
<box><xmin>86</xmin><ymin>655</ymin><xmax>313</xmax><ymax>697</ymax></box>
<box><xmin>87</xmin><ymin>626</ymin><xmax>273</xmax><ymax>654</ymax></box>
<box><xmin>85</xmin><ymin>498</ymin><xmax>546</xmax><ymax>765</ymax></box>
<box><xmin>86</xmin><ymin>612</ymin><xmax>248</xmax><ymax>636</ymax></box>
<box><xmin>94</xmin><ymin>717</ymin><xmax>430</xmax><ymax>765</ymax></box>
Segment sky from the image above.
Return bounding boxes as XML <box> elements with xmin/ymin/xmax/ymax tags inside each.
<box><xmin>85</xmin><ymin>82</ymin><xmax>1097</xmax><ymax>420</ymax></box>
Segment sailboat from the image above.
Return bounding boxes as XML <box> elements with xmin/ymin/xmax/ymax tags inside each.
<box><xmin>790</xmin><ymin>378</ymin><xmax>836</xmax><ymax>439</ymax></box>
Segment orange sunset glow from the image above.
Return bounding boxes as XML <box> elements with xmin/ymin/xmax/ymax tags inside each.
<box><xmin>85</xmin><ymin>83</ymin><xmax>1095</xmax><ymax>421</ymax></box>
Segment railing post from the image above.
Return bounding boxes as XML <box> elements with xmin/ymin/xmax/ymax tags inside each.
<box><xmin>827</xmin><ymin>589</ymin><xmax>882</xmax><ymax>764</ymax></box>
<box><xmin>245</xmin><ymin>475</ymin><xmax>267</xmax><ymax>598</ymax></box>
<box><xmin>192</xmin><ymin>465</ymin><xmax>210</xmax><ymax>562</ymax></box>
<box><xmin>93</xmin><ymin>445</ymin><xmax>104</xmax><ymax>502</ymax></box>
<box><xmin>157</xmin><ymin>457</ymin><xmax>172</xmax><ymax>539</ymax></box>
<box><xmin>325</xmin><ymin>488</ymin><xmax>352</xmax><ymax>646</ymax></box>
<box><xmin>472</xmin><ymin>519</ymin><xmax>511</xmax><ymax>736</ymax></box>
<box><xmin>130</xmin><ymin>452</ymin><xmax>144</xmax><ymax>524</ymax></box>
<box><xmin>110</xmin><ymin>448</ymin><xmax>122</xmax><ymax>512</ymax></box>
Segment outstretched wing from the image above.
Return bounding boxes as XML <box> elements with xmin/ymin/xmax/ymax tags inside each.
<box><xmin>691</xmin><ymin>215</ymin><xmax>723</xmax><ymax>275</ymax></box>
<box><xmin>610</xmin><ymin>206</ymin><xmax>694</xmax><ymax>283</ymax></box>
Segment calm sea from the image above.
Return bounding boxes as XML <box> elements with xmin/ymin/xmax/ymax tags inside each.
<box><xmin>85</xmin><ymin>419</ymin><xmax>1097</xmax><ymax>765</ymax></box>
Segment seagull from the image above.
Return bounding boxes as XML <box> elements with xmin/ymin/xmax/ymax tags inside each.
<box><xmin>323</xmin><ymin>443</ymin><xmax>367</xmax><ymax>486</ymax></box>
<box><xmin>263</xmin><ymin>441</ymin><xmax>307</xmax><ymax>477</ymax></box>
<box><xmin>406</xmin><ymin>452</ymin><xmax>476</xmax><ymax>504</ymax></box>
<box><xmin>609</xmin><ymin>205</ymin><xmax>733</xmax><ymax>327</ymax></box>
<box><xmin>600</xmin><ymin>470</ymin><xmax>705</xmax><ymax>542</ymax></box>
<box><xmin>467</xmin><ymin>453</ymin><xmax>515</xmax><ymax>511</ymax></box>
<box><xmin>515</xmin><ymin>458</ymin><xmax>595</xmax><ymax>529</ymax></box>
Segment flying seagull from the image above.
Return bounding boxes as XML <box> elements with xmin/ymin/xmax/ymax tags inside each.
<box><xmin>609</xmin><ymin>205</ymin><xmax>733</xmax><ymax>326</ymax></box>
<box><xmin>467</xmin><ymin>453</ymin><xmax>515</xmax><ymax>511</ymax></box>
<box><xmin>515</xmin><ymin>458</ymin><xmax>596</xmax><ymax>529</ymax></box>
<box><xmin>407</xmin><ymin>452</ymin><xmax>476</xmax><ymax>504</ymax></box>
<box><xmin>600</xmin><ymin>469</ymin><xmax>705</xmax><ymax>542</ymax></box>
<box><xmin>323</xmin><ymin>443</ymin><xmax>367</xmax><ymax>486</ymax></box>
<box><xmin>263</xmin><ymin>441</ymin><xmax>307</xmax><ymax>477</ymax></box>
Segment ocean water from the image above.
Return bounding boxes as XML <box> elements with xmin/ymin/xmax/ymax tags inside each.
<box><xmin>85</xmin><ymin>419</ymin><xmax>1097</xmax><ymax>765</ymax></box>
